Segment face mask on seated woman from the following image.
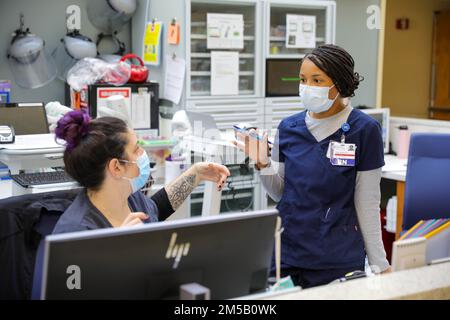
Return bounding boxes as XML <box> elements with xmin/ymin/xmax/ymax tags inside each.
<box><xmin>119</xmin><ymin>151</ymin><xmax>151</xmax><ymax>193</ymax></box>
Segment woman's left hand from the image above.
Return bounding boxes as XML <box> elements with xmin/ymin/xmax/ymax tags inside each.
<box><xmin>193</xmin><ymin>162</ymin><xmax>230</xmax><ymax>191</ymax></box>
<box><xmin>381</xmin><ymin>266</ymin><xmax>392</xmax><ymax>274</ymax></box>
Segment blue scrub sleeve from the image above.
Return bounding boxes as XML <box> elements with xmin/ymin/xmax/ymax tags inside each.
<box><xmin>357</xmin><ymin>121</ymin><xmax>385</xmax><ymax>171</ymax></box>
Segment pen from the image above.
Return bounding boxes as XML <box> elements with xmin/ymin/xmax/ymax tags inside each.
<box><xmin>233</xmin><ymin>125</ymin><xmax>273</xmax><ymax>145</ymax></box>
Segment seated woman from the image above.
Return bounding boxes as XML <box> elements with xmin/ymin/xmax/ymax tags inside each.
<box><xmin>52</xmin><ymin>111</ymin><xmax>230</xmax><ymax>233</ymax></box>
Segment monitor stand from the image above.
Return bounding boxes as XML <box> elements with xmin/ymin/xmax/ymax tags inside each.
<box><xmin>179</xmin><ymin>283</ymin><xmax>211</xmax><ymax>300</ymax></box>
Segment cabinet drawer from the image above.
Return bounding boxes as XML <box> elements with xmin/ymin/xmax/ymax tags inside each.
<box><xmin>187</xmin><ymin>99</ymin><xmax>264</xmax><ymax>130</ymax></box>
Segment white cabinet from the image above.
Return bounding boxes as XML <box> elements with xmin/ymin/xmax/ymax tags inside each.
<box><xmin>264</xmin><ymin>96</ymin><xmax>303</xmax><ymax>130</ymax></box>
<box><xmin>184</xmin><ymin>0</ymin><xmax>336</xmax><ymax>130</ymax></box>
<box><xmin>262</xmin><ymin>0</ymin><xmax>335</xmax><ymax>137</ymax></box>
<box><xmin>186</xmin><ymin>98</ymin><xmax>264</xmax><ymax>130</ymax></box>
<box><xmin>134</xmin><ymin>0</ymin><xmax>335</xmax><ymax>113</ymax></box>
<box><xmin>186</xmin><ymin>0</ymin><xmax>262</xmax><ymax>99</ymax></box>
<box><xmin>264</xmin><ymin>0</ymin><xmax>336</xmax><ymax>59</ymax></box>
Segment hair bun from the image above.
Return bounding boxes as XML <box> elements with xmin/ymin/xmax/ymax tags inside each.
<box><xmin>55</xmin><ymin>110</ymin><xmax>91</xmax><ymax>151</ymax></box>
<box><xmin>352</xmin><ymin>72</ymin><xmax>364</xmax><ymax>95</ymax></box>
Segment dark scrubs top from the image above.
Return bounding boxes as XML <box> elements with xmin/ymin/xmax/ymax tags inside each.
<box><xmin>276</xmin><ymin>108</ymin><xmax>385</xmax><ymax>270</ymax></box>
<box><xmin>52</xmin><ymin>188</ymin><xmax>174</xmax><ymax>234</ymax></box>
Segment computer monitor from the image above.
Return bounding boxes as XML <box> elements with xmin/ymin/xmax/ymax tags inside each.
<box><xmin>0</xmin><ymin>102</ymin><xmax>49</xmax><ymax>135</ymax></box>
<box><xmin>266</xmin><ymin>59</ymin><xmax>301</xmax><ymax>97</ymax></box>
<box><xmin>41</xmin><ymin>209</ymin><xmax>278</xmax><ymax>300</ymax></box>
<box><xmin>360</xmin><ymin>107</ymin><xmax>390</xmax><ymax>154</ymax></box>
<box><xmin>391</xmin><ymin>237</ymin><xmax>427</xmax><ymax>272</ymax></box>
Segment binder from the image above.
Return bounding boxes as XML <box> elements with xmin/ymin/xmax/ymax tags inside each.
<box><xmin>406</xmin><ymin>219</ymin><xmax>448</xmax><ymax>239</ymax></box>
<box><xmin>414</xmin><ymin>219</ymin><xmax>442</xmax><ymax>238</ymax></box>
<box><xmin>425</xmin><ymin>221</ymin><xmax>450</xmax><ymax>239</ymax></box>
<box><xmin>406</xmin><ymin>219</ymin><xmax>433</xmax><ymax>239</ymax></box>
<box><xmin>425</xmin><ymin>226</ymin><xmax>450</xmax><ymax>263</ymax></box>
<box><xmin>397</xmin><ymin>218</ymin><xmax>450</xmax><ymax>264</ymax></box>
<box><xmin>399</xmin><ymin>220</ymin><xmax>423</xmax><ymax>240</ymax></box>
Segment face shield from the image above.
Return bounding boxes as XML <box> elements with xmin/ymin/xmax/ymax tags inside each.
<box><xmin>96</xmin><ymin>33</ymin><xmax>126</xmax><ymax>64</ymax></box>
<box><xmin>7</xmin><ymin>32</ymin><xmax>57</xmax><ymax>89</ymax></box>
<box><xmin>87</xmin><ymin>0</ymin><xmax>137</xmax><ymax>33</ymax></box>
<box><xmin>53</xmin><ymin>31</ymin><xmax>97</xmax><ymax>81</ymax></box>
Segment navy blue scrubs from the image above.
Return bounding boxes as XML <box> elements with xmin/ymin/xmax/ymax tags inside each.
<box><xmin>53</xmin><ymin>188</ymin><xmax>174</xmax><ymax>234</ymax></box>
<box><xmin>274</xmin><ymin>108</ymin><xmax>385</xmax><ymax>288</ymax></box>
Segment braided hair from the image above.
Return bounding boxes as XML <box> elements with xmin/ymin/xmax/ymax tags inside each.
<box><xmin>302</xmin><ymin>44</ymin><xmax>364</xmax><ymax>98</ymax></box>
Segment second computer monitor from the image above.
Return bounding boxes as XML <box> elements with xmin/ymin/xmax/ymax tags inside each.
<box><xmin>361</xmin><ymin>107</ymin><xmax>390</xmax><ymax>154</ymax></box>
<box><xmin>41</xmin><ymin>209</ymin><xmax>278</xmax><ymax>300</ymax></box>
<box><xmin>0</xmin><ymin>102</ymin><xmax>49</xmax><ymax>135</ymax></box>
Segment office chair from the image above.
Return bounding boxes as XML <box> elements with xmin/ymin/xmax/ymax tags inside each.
<box><xmin>30</xmin><ymin>210</ymin><xmax>62</xmax><ymax>300</ymax></box>
<box><xmin>402</xmin><ymin>133</ymin><xmax>450</xmax><ymax>230</ymax></box>
<box><xmin>30</xmin><ymin>190</ymin><xmax>80</xmax><ymax>299</ymax></box>
<box><xmin>0</xmin><ymin>189</ymin><xmax>78</xmax><ymax>299</ymax></box>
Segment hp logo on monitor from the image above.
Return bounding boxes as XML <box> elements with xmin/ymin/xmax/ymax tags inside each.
<box><xmin>165</xmin><ymin>233</ymin><xmax>190</xmax><ymax>269</ymax></box>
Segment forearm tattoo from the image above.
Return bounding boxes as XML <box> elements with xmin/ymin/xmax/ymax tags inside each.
<box><xmin>166</xmin><ymin>173</ymin><xmax>197</xmax><ymax>211</ymax></box>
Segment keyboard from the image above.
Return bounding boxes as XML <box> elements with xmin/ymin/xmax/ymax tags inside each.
<box><xmin>11</xmin><ymin>171</ymin><xmax>75</xmax><ymax>188</ymax></box>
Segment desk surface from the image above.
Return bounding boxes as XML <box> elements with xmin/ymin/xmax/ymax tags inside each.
<box><xmin>382</xmin><ymin>154</ymin><xmax>407</xmax><ymax>182</ymax></box>
<box><xmin>0</xmin><ymin>133</ymin><xmax>176</xmax><ymax>153</ymax></box>
<box><xmin>0</xmin><ymin>134</ymin><xmax>62</xmax><ymax>152</ymax></box>
<box><xmin>0</xmin><ymin>135</ymin><xmax>65</xmax><ymax>174</ymax></box>
<box><xmin>250</xmin><ymin>262</ymin><xmax>450</xmax><ymax>300</ymax></box>
<box><xmin>0</xmin><ymin>179</ymin><xmax>12</xmax><ymax>199</ymax></box>
<box><xmin>0</xmin><ymin>133</ymin><xmax>176</xmax><ymax>175</ymax></box>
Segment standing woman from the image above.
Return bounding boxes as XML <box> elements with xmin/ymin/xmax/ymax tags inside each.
<box><xmin>234</xmin><ymin>44</ymin><xmax>390</xmax><ymax>288</ymax></box>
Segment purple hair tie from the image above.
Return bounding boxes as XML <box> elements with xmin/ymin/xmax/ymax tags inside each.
<box><xmin>55</xmin><ymin>110</ymin><xmax>91</xmax><ymax>151</ymax></box>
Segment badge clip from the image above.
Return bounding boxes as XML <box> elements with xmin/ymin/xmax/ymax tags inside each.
<box><xmin>340</xmin><ymin>123</ymin><xmax>350</xmax><ymax>144</ymax></box>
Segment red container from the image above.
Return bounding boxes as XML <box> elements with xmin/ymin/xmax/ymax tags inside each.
<box><xmin>120</xmin><ymin>54</ymin><xmax>149</xmax><ymax>83</ymax></box>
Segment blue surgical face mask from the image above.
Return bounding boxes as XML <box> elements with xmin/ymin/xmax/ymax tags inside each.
<box><xmin>299</xmin><ymin>83</ymin><xmax>339</xmax><ymax>113</ymax></box>
<box><xmin>120</xmin><ymin>151</ymin><xmax>151</xmax><ymax>193</ymax></box>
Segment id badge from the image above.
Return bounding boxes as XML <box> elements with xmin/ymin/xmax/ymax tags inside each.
<box><xmin>329</xmin><ymin>141</ymin><xmax>356</xmax><ymax>167</ymax></box>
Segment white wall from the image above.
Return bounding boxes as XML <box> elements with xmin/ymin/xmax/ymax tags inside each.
<box><xmin>0</xmin><ymin>0</ymin><xmax>382</xmax><ymax>120</ymax></box>
<box><xmin>335</xmin><ymin>0</ymin><xmax>380</xmax><ymax>108</ymax></box>
<box><xmin>0</xmin><ymin>0</ymin><xmax>131</xmax><ymax>104</ymax></box>
<box><xmin>132</xmin><ymin>0</ymin><xmax>186</xmax><ymax>105</ymax></box>
<box><xmin>381</xmin><ymin>0</ymin><xmax>450</xmax><ymax>118</ymax></box>
<box><xmin>390</xmin><ymin>117</ymin><xmax>450</xmax><ymax>154</ymax></box>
